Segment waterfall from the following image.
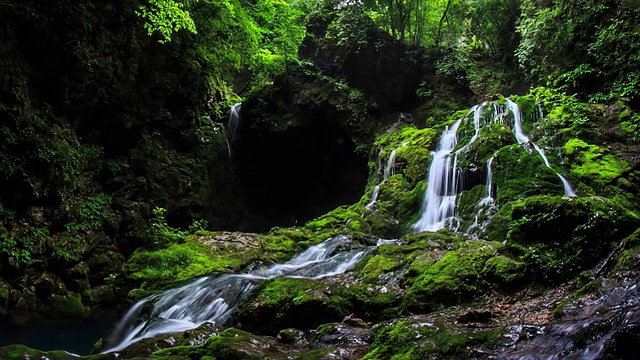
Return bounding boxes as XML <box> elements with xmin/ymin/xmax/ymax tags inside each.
<box><xmin>225</xmin><ymin>103</ymin><xmax>242</xmax><ymax>158</ymax></box>
<box><xmin>366</xmin><ymin>142</ymin><xmax>408</xmax><ymax>210</ymax></box>
<box><xmin>506</xmin><ymin>99</ymin><xmax>576</xmax><ymax>197</ymax></box>
<box><xmin>413</xmin><ymin>119</ymin><xmax>463</xmax><ymax>232</ymax></box>
<box><xmin>102</xmin><ymin>235</ymin><xmax>382</xmax><ymax>353</ymax></box>
<box><xmin>479</xmin><ymin>154</ymin><xmax>496</xmax><ymax>206</ymax></box>
<box><xmin>414</xmin><ymin>98</ymin><xmax>576</xmax><ymax>233</ymax></box>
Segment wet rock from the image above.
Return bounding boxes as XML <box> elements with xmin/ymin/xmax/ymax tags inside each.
<box><xmin>456</xmin><ymin>310</ymin><xmax>493</xmax><ymax>324</ymax></box>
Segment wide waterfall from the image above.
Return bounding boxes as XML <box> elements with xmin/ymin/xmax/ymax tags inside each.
<box><xmin>414</xmin><ymin>99</ymin><xmax>576</xmax><ymax>233</ymax></box>
<box><xmin>412</xmin><ymin>119</ymin><xmax>464</xmax><ymax>232</ymax></box>
<box><xmin>101</xmin><ymin>235</ymin><xmax>385</xmax><ymax>353</ymax></box>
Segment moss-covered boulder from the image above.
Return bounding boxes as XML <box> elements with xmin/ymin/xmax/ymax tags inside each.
<box><xmin>492</xmin><ymin>145</ymin><xmax>565</xmax><ymax>204</ymax></box>
<box><xmin>121</xmin><ymin>232</ymin><xmax>264</xmax><ymax>298</ymax></box>
<box><xmin>402</xmin><ymin>239</ymin><xmax>526</xmax><ymax>312</ymax></box>
<box><xmin>232</xmin><ymin>277</ymin><xmax>400</xmax><ymax>336</ymax></box>
<box><xmin>0</xmin><ymin>345</ymin><xmax>79</xmax><ymax>360</ymax></box>
<box><xmin>486</xmin><ymin>195</ymin><xmax>640</xmax><ymax>282</ymax></box>
<box><xmin>563</xmin><ymin>138</ymin><xmax>632</xmax><ymax>195</ymax></box>
<box><xmin>363</xmin><ymin>319</ymin><xmax>508</xmax><ymax>359</ymax></box>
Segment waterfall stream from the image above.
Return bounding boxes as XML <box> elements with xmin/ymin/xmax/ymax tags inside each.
<box><xmin>412</xmin><ymin>118</ymin><xmax>464</xmax><ymax>232</ymax></box>
<box><xmin>102</xmin><ymin>235</ymin><xmax>385</xmax><ymax>353</ymax></box>
<box><xmin>225</xmin><ymin>103</ymin><xmax>242</xmax><ymax>158</ymax></box>
<box><xmin>506</xmin><ymin>99</ymin><xmax>576</xmax><ymax>197</ymax></box>
<box><xmin>414</xmin><ymin>99</ymin><xmax>576</xmax><ymax>233</ymax></box>
<box><xmin>366</xmin><ymin>142</ymin><xmax>408</xmax><ymax>211</ymax></box>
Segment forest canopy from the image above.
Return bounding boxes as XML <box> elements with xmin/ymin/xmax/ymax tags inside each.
<box><xmin>137</xmin><ymin>0</ymin><xmax>640</xmax><ymax>105</ymax></box>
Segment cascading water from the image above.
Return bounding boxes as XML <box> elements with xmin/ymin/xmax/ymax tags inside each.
<box><xmin>506</xmin><ymin>99</ymin><xmax>576</xmax><ymax>197</ymax></box>
<box><xmin>225</xmin><ymin>103</ymin><xmax>242</xmax><ymax>158</ymax></box>
<box><xmin>102</xmin><ymin>235</ymin><xmax>385</xmax><ymax>353</ymax></box>
<box><xmin>413</xmin><ymin>118</ymin><xmax>464</xmax><ymax>232</ymax></box>
<box><xmin>414</xmin><ymin>99</ymin><xmax>576</xmax><ymax>233</ymax></box>
<box><xmin>366</xmin><ymin>142</ymin><xmax>408</xmax><ymax>210</ymax></box>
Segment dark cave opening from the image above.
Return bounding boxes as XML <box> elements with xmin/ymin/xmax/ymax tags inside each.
<box><xmin>232</xmin><ymin>116</ymin><xmax>368</xmax><ymax>233</ymax></box>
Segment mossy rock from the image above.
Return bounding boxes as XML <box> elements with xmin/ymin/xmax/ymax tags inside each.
<box><xmin>458</xmin><ymin>122</ymin><xmax>516</xmax><ymax>169</ymax></box>
<box><xmin>492</xmin><ymin>144</ymin><xmax>565</xmax><ymax>204</ymax></box>
<box><xmin>373</xmin><ymin>125</ymin><xmax>438</xmax><ymax>186</ymax></box>
<box><xmin>0</xmin><ymin>345</ymin><xmax>79</xmax><ymax>360</ymax></box>
<box><xmin>614</xmin><ymin>229</ymin><xmax>640</xmax><ymax>271</ymax></box>
<box><xmin>49</xmin><ymin>292</ymin><xmax>85</xmax><ymax>317</ymax></box>
<box><xmin>401</xmin><ymin>240</ymin><xmax>525</xmax><ymax>312</ymax></box>
<box><xmin>233</xmin><ymin>278</ymin><xmax>399</xmax><ymax>335</ymax></box>
<box><xmin>201</xmin><ymin>328</ymin><xmax>281</xmax><ymax>360</ymax></box>
<box><xmin>123</xmin><ymin>241</ymin><xmax>250</xmax><ymax>297</ymax></box>
<box><xmin>493</xmin><ymin>195</ymin><xmax>640</xmax><ymax>282</ymax></box>
<box><xmin>563</xmin><ymin>138</ymin><xmax>631</xmax><ymax>193</ymax></box>
<box><xmin>363</xmin><ymin>319</ymin><xmax>508</xmax><ymax>359</ymax></box>
<box><xmin>232</xmin><ymin>278</ymin><xmax>352</xmax><ymax>335</ymax></box>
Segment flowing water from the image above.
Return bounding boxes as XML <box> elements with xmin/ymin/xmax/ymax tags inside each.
<box><xmin>506</xmin><ymin>99</ymin><xmax>576</xmax><ymax>197</ymax></box>
<box><xmin>102</xmin><ymin>235</ymin><xmax>384</xmax><ymax>353</ymax></box>
<box><xmin>225</xmin><ymin>103</ymin><xmax>242</xmax><ymax>158</ymax></box>
<box><xmin>414</xmin><ymin>99</ymin><xmax>576</xmax><ymax>233</ymax></box>
<box><xmin>413</xmin><ymin>119</ymin><xmax>464</xmax><ymax>232</ymax></box>
<box><xmin>366</xmin><ymin>142</ymin><xmax>408</xmax><ymax>210</ymax></box>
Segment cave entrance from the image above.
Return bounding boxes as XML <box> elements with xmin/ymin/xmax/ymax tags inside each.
<box><xmin>232</xmin><ymin>115</ymin><xmax>368</xmax><ymax>232</ymax></box>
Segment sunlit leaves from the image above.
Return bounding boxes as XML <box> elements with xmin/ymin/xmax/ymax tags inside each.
<box><xmin>136</xmin><ymin>0</ymin><xmax>197</xmax><ymax>43</ymax></box>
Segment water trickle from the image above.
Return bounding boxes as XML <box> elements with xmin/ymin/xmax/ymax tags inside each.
<box><xmin>366</xmin><ymin>142</ymin><xmax>408</xmax><ymax>211</ymax></box>
<box><xmin>413</xmin><ymin>119</ymin><xmax>464</xmax><ymax>232</ymax></box>
<box><xmin>102</xmin><ymin>235</ymin><xmax>384</xmax><ymax>353</ymax></box>
<box><xmin>225</xmin><ymin>103</ymin><xmax>242</xmax><ymax>158</ymax></box>
<box><xmin>506</xmin><ymin>99</ymin><xmax>576</xmax><ymax>197</ymax></box>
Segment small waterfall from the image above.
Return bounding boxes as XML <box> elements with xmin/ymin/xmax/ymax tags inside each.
<box><xmin>413</xmin><ymin>119</ymin><xmax>463</xmax><ymax>232</ymax></box>
<box><xmin>366</xmin><ymin>142</ymin><xmax>408</xmax><ymax>211</ymax></box>
<box><xmin>479</xmin><ymin>154</ymin><xmax>496</xmax><ymax>206</ymax></box>
<box><xmin>102</xmin><ymin>235</ymin><xmax>379</xmax><ymax>353</ymax></box>
<box><xmin>225</xmin><ymin>103</ymin><xmax>242</xmax><ymax>158</ymax></box>
<box><xmin>506</xmin><ymin>99</ymin><xmax>576</xmax><ymax>197</ymax></box>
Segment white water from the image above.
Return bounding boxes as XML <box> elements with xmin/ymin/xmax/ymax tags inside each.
<box><xmin>225</xmin><ymin>103</ymin><xmax>242</xmax><ymax>158</ymax></box>
<box><xmin>413</xmin><ymin>119</ymin><xmax>463</xmax><ymax>232</ymax></box>
<box><xmin>366</xmin><ymin>142</ymin><xmax>408</xmax><ymax>210</ymax></box>
<box><xmin>102</xmin><ymin>235</ymin><xmax>380</xmax><ymax>353</ymax></box>
<box><xmin>479</xmin><ymin>154</ymin><xmax>497</xmax><ymax>206</ymax></box>
<box><xmin>414</xmin><ymin>99</ymin><xmax>576</xmax><ymax>234</ymax></box>
<box><xmin>506</xmin><ymin>99</ymin><xmax>576</xmax><ymax>197</ymax></box>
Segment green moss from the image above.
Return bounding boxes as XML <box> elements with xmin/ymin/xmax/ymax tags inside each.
<box><xmin>360</xmin><ymin>255</ymin><xmax>401</xmax><ymax>283</ymax></box>
<box><xmin>51</xmin><ymin>292</ymin><xmax>85</xmax><ymax>317</ymax></box>
<box><xmin>563</xmin><ymin>138</ymin><xmax>630</xmax><ymax>192</ymax></box>
<box><xmin>615</xmin><ymin>229</ymin><xmax>640</xmax><ymax>270</ymax></box>
<box><xmin>402</xmin><ymin>240</ymin><xmax>516</xmax><ymax>312</ymax></box>
<box><xmin>497</xmin><ymin>195</ymin><xmax>640</xmax><ymax>282</ymax></box>
<box><xmin>492</xmin><ymin>145</ymin><xmax>564</xmax><ymax>204</ymax></box>
<box><xmin>364</xmin><ymin>320</ymin><xmax>508</xmax><ymax>359</ymax></box>
<box><xmin>0</xmin><ymin>345</ymin><xmax>78</xmax><ymax>360</ymax></box>
<box><xmin>123</xmin><ymin>240</ymin><xmax>238</xmax><ymax>296</ymax></box>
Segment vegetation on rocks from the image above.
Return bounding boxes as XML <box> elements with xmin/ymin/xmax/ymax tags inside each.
<box><xmin>1</xmin><ymin>0</ymin><xmax>640</xmax><ymax>359</ymax></box>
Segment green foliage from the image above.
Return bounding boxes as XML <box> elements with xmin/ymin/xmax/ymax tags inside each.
<box><xmin>136</xmin><ymin>0</ymin><xmax>197</xmax><ymax>43</ymax></box>
<box><xmin>123</xmin><ymin>241</ymin><xmax>216</xmax><ymax>295</ymax></box>
<box><xmin>0</xmin><ymin>225</ymin><xmax>48</xmax><ymax>266</ymax></box>
<box><xmin>147</xmin><ymin>207</ymin><xmax>186</xmax><ymax>247</ymax></box>
<box><xmin>326</xmin><ymin>2</ymin><xmax>374</xmax><ymax>52</ymax></box>
<box><xmin>516</xmin><ymin>0</ymin><xmax>640</xmax><ymax>101</ymax></box>
<box><xmin>64</xmin><ymin>193</ymin><xmax>116</xmax><ymax>233</ymax></box>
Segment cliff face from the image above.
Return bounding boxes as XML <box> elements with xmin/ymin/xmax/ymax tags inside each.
<box><xmin>0</xmin><ymin>1</ymin><xmax>239</xmax><ymax>315</ymax></box>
